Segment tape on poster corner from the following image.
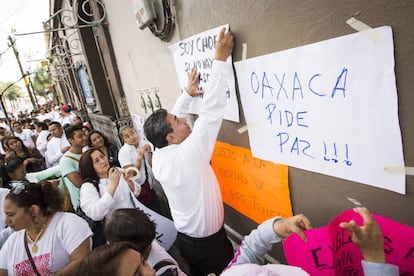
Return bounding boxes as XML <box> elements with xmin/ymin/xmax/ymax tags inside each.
<box><xmin>384</xmin><ymin>166</ymin><xmax>414</xmax><ymax>176</ymax></box>
<box><xmin>240</xmin><ymin>43</ymin><xmax>248</xmax><ymax>70</ymax></box>
<box><xmin>237</xmin><ymin>123</ymin><xmax>252</xmax><ymax>134</ymax></box>
<box><xmin>347</xmin><ymin>197</ymin><xmax>362</xmax><ymax>206</ymax></box>
<box><xmin>242</xmin><ymin>43</ymin><xmax>247</xmax><ymax>60</ymax></box>
<box><xmin>346</xmin><ymin>17</ymin><xmax>379</xmax><ymax>41</ymax></box>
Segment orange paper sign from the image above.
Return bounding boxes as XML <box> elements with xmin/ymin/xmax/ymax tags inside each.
<box><xmin>212</xmin><ymin>141</ymin><xmax>292</xmax><ymax>224</ymax></box>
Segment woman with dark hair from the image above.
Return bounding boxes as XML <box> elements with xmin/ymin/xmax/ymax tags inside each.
<box><xmin>0</xmin><ymin>181</ymin><xmax>92</xmax><ymax>275</ymax></box>
<box><xmin>0</xmin><ymin>127</ymin><xmax>12</xmax><ymax>163</ymax></box>
<box><xmin>1</xmin><ymin>137</ymin><xmax>12</xmax><ymax>161</ymax></box>
<box><xmin>105</xmin><ymin>208</ymin><xmax>186</xmax><ymax>276</ymax></box>
<box><xmin>73</xmin><ymin>116</ymin><xmax>83</xmax><ymax>126</ymax></box>
<box><xmin>87</xmin><ymin>130</ymin><xmax>120</xmax><ymax>167</ymax></box>
<box><xmin>78</xmin><ymin>148</ymin><xmax>141</xmax><ymax>222</ymax></box>
<box><xmin>0</xmin><ymin>158</ymin><xmax>25</xmax><ymax>188</ymax></box>
<box><xmin>79</xmin><ymin>148</ymin><xmax>177</xmax><ymax>250</ymax></box>
<box><xmin>76</xmin><ymin>241</ymin><xmax>155</xmax><ymax>276</ymax></box>
<box><xmin>0</xmin><ymin>158</ymin><xmax>60</xmax><ymax>190</ymax></box>
<box><xmin>5</xmin><ymin>136</ymin><xmax>45</xmax><ymax>172</ymax></box>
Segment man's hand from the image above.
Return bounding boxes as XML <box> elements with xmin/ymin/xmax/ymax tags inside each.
<box><xmin>273</xmin><ymin>214</ymin><xmax>312</xmax><ymax>241</ymax></box>
<box><xmin>185</xmin><ymin>68</ymin><xmax>204</xmax><ymax>97</ymax></box>
<box><xmin>215</xmin><ymin>28</ymin><xmax>234</xmax><ymax>62</ymax></box>
<box><xmin>339</xmin><ymin>207</ymin><xmax>386</xmax><ymax>263</ymax></box>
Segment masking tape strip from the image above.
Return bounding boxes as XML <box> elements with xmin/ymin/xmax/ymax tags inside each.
<box><xmin>347</xmin><ymin>197</ymin><xmax>362</xmax><ymax>206</ymax></box>
<box><xmin>242</xmin><ymin>43</ymin><xmax>247</xmax><ymax>60</ymax></box>
<box><xmin>237</xmin><ymin>124</ymin><xmax>251</xmax><ymax>134</ymax></box>
<box><xmin>384</xmin><ymin>166</ymin><xmax>414</xmax><ymax>176</ymax></box>
<box><xmin>346</xmin><ymin>17</ymin><xmax>379</xmax><ymax>41</ymax></box>
<box><xmin>125</xmin><ymin>167</ymin><xmax>140</xmax><ymax>180</ymax></box>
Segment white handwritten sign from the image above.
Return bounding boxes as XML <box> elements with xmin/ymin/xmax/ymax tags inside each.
<box><xmin>234</xmin><ymin>26</ymin><xmax>405</xmax><ymax>194</ymax></box>
<box><xmin>169</xmin><ymin>25</ymin><xmax>239</xmax><ymax>122</ymax></box>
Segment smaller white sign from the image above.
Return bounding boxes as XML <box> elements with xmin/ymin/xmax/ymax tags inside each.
<box><xmin>169</xmin><ymin>24</ymin><xmax>239</xmax><ymax>122</ymax></box>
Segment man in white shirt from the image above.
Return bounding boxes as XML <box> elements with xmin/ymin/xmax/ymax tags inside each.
<box><xmin>45</xmin><ymin>121</ymin><xmax>70</xmax><ymax>168</ymax></box>
<box><xmin>37</xmin><ymin>108</ymin><xmax>53</xmax><ymax>122</ymax></box>
<box><xmin>35</xmin><ymin>122</ymin><xmax>50</xmax><ymax>157</ymax></box>
<box><xmin>49</xmin><ymin>106</ymin><xmax>61</xmax><ymax>121</ymax></box>
<box><xmin>58</xmin><ymin>105</ymin><xmax>76</xmax><ymax>126</ymax></box>
<box><xmin>12</xmin><ymin>121</ymin><xmax>35</xmax><ymax>148</ymax></box>
<box><xmin>144</xmin><ymin>28</ymin><xmax>234</xmax><ymax>276</ymax></box>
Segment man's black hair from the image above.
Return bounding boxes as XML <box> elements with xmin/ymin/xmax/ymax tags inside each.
<box><xmin>143</xmin><ymin>109</ymin><xmax>173</xmax><ymax>148</ymax></box>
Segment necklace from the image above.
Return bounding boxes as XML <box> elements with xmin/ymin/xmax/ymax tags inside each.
<box><xmin>26</xmin><ymin>222</ymin><xmax>47</xmax><ymax>253</ymax></box>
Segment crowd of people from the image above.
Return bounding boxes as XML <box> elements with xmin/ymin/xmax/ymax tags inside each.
<box><xmin>0</xmin><ymin>28</ymin><xmax>400</xmax><ymax>276</ymax></box>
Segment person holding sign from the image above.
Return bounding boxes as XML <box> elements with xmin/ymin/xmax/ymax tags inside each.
<box><xmin>339</xmin><ymin>207</ymin><xmax>399</xmax><ymax>276</ymax></box>
<box><xmin>218</xmin><ymin>208</ymin><xmax>398</xmax><ymax>275</ymax></box>
<box><xmin>144</xmin><ymin>27</ymin><xmax>234</xmax><ymax>276</ymax></box>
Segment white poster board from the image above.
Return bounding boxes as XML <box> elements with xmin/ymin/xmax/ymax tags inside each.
<box><xmin>169</xmin><ymin>25</ymin><xmax>239</xmax><ymax>122</ymax></box>
<box><xmin>234</xmin><ymin>26</ymin><xmax>405</xmax><ymax>194</ymax></box>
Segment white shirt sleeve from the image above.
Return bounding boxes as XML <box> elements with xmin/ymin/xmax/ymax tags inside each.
<box><xmin>361</xmin><ymin>260</ymin><xmax>399</xmax><ymax>276</ymax></box>
<box><xmin>176</xmin><ymin>61</ymin><xmax>230</xmax><ymax>170</ymax></box>
<box><xmin>57</xmin><ymin>213</ymin><xmax>93</xmax><ymax>253</ymax></box>
<box><xmin>0</xmin><ymin>228</ymin><xmax>13</xmax><ymax>249</ymax></box>
<box><xmin>45</xmin><ymin>138</ymin><xmax>63</xmax><ymax>166</ymax></box>
<box><xmin>79</xmin><ymin>182</ymin><xmax>115</xmax><ymax>221</ymax></box>
<box><xmin>171</xmin><ymin>90</ymin><xmax>195</xmax><ymax>118</ymax></box>
<box><xmin>118</xmin><ymin>144</ymin><xmax>134</xmax><ymax>168</ymax></box>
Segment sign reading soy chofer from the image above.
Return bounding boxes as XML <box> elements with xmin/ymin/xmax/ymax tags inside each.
<box><xmin>234</xmin><ymin>26</ymin><xmax>405</xmax><ymax>194</ymax></box>
<box><xmin>169</xmin><ymin>25</ymin><xmax>240</xmax><ymax>123</ymax></box>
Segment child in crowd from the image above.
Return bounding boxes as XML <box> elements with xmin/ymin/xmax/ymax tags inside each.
<box><xmin>118</xmin><ymin>126</ymin><xmax>161</xmax><ymax>213</ymax></box>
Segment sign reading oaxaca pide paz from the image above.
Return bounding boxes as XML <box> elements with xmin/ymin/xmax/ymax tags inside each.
<box><xmin>234</xmin><ymin>26</ymin><xmax>405</xmax><ymax>194</ymax></box>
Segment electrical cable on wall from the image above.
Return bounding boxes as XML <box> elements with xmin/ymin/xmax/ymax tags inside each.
<box><xmin>148</xmin><ymin>0</ymin><xmax>174</xmax><ymax>41</ymax></box>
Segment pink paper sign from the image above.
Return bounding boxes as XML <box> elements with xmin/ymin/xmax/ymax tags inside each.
<box><xmin>283</xmin><ymin>209</ymin><xmax>414</xmax><ymax>275</ymax></box>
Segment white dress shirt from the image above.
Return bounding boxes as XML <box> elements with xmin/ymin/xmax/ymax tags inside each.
<box><xmin>45</xmin><ymin>134</ymin><xmax>70</xmax><ymax>167</ymax></box>
<box><xmin>152</xmin><ymin>61</ymin><xmax>229</xmax><ymax>238</ymax></box>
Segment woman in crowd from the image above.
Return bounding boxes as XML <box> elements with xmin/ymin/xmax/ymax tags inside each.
<box><xmin>0</xmin><ymin>127</ymin><xmax>12</xmax><ymax>160</ymax></box>
<box><xmin>79</xmin><ymin>148</ymin><xmax>177</xmax><ymax>250</ymax></box>
<box><xmin>76</xmin><ymin>241</ymin><xmax>155</xmax><ymax>276</ymax></box>
<box><xmin>0</xmin><ymin>158</ymin><xmax>25</xmax><ymax>189</ymax></box>
<box><xmin>1</xmin><ymin>136</ymin><xmax>12</xmax><ymax>161</ymax></box>
<box><xmin>0</xmin><ymin>158</ymin><xmax>60</xmax><ymax>190</ymax></box>
<box><xmin>87</xmin><ymin>130</ymin><xmax>120</xmax><ymax>167</ymax></box>
<box><xmin>5</xmin><ymin>136</ymin><xmax>45</xmax><ymax>172</ymax></box>
<box><xmin>0</xmin><ymin>186</ymin><xmax>12</xmax><ymax>249</ymax></box>
<box><xmin>0</xmin><ymin>181</ymin><xmax>92</xmax><ymax>275</ymax></box>
<box><xmin>105</xmin><ymin>208</ymin><xmax>186</xmax><ymax>276</ymax></box>
<box><xmin>78</xmin><ymin>148</ymin><xmax>141</xmax><ymax>222</ymax></box>
<box><xmin>73</xmin><ymin>116</ymin><xmax>83</xmax><ymax>126</ymax></box>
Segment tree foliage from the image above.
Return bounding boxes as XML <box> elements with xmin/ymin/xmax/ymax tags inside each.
<box><xmin>32</xmin><ymin>68</ymin><xmax>50</xmax><ymax>99</ymax></box>
<box><xmin>0</xmin><ymin>81</ymin><xmax>22</xmax><ymax>109</ymax></box>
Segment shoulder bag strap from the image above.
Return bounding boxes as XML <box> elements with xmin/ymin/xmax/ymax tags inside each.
<box><xmin>153</xmin><ymin>259</ymin><xmax>177</xmax><ymax>272</ymax></box>
<box><xmin>24</xmin><ymin>232</ymin><xmax>41</xmax><ymax>276</ymax></box>
<box><xmin>128</xmin><ymin>191</ymin><xmax>138</xmax><ymax>209</ymax></box>
<box><xmin>63</xmin><ymin>155</ymin><xmax>80</xmax><ymax>162</ymax></box>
